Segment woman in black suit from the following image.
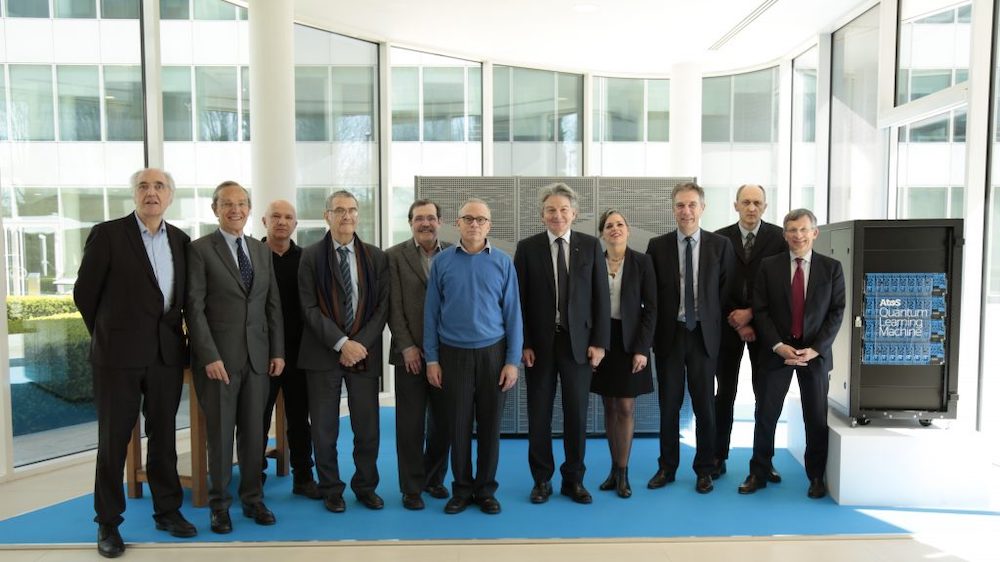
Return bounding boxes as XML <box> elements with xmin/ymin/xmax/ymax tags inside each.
<box><xmin>591</xmin><ymin>209</ymin><xmax>657</xmax><ymax>498</ymax></box>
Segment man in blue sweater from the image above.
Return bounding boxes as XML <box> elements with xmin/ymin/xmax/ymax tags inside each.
<box><xmin>425</xmin><ymin>198</ymin><xmax>523</xmax><ymax>515</ymax></box>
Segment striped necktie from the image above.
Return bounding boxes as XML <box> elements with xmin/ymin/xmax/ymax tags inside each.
<box><xmin>337</xmin><ymin>246</ymin><xmax>355</xmax><ymax>329</ymax></box>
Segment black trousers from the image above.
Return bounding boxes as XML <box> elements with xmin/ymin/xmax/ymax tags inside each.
<box><xmin>525</xmin><ymin>330</ymin><xmax>593</xmax><ymax>485</ymax></box>
<box><xmin>439</xmin><ymin>340</ymin><xmax>508</xmax><ymax>500</ymax></box>
<box><xmin>654</xmin><ymin>323</ymin><xmax>717</xmax><ymax>477</ymax></box>
<box><xmin>93</xmin><ymin>360</ymin><xmax>184</xmax><ymax>525</ymax></box>
<box><xmin>194</xmin><ymin>362</ymin><xmax>268</xmax><ymax>511</ymax></box>
<box><xmin>394</xmin><ymin>363</ymin><xmax>450</xmax><ymax>495</ymax></box>
<box><xmin>713</xmin><ymin>326</ymin><xmax>764</xmax><ymax>461</ymax></box>
<box><xmin>750</xmin><ymin>359</ymin><xmax>830</xmax><ymax>480</ymax></box>
<box><xmin>307</xmin><ymin>366</ymin><xmax>380</xmax><ymax>498</ymax></box>
<box><xmin>262</xmin><ymin>365</ymin><xmax>315</xmax><ymax>482</ymax></box>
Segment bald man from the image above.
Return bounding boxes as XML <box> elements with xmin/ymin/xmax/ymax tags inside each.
<box><xmin>260</xmin><ymin>200</ymin><xmax>320</xmax><ymax>499</ymax></box>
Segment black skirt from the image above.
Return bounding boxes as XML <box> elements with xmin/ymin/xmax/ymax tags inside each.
<box><xmin>591</xmin><ymin>319</ymin><xmax>653</xmax><ymax>398</ymax></box>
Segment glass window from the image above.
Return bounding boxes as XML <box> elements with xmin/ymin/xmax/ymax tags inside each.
<box><xmin>647</xmin><ymin>79</ymin><xmax>669</xmax><ymax>142</ymax></box>
<box><xmin>61</xmin><ymin>188</ymin><xmax>105</xmax><ymax>223</ymax></box>
<box><xmin>193</xmin><ymin>0</ymin><xmax>236</xmax><ymax>20</ymax></box>
<box><xmin>296</xmin><ymin>66</ymin><xmax>329</xmax><ymax>141</ymax></box>
<box><xmin>160</xmin><ymin>0</ymin><xmax>189</xmax><ymax>19</ymax></box>
<box><xmin>55</xmin><ymin>0</ymin><xmax>97</xmax><ymax>18</ymax></box>
<box><xmin>9</xmin><ymin>65</ymin><xmax>55</xmax><ymax>141</ymax></box>
<box><xmin>557</xmin><ymin>72</ymin><xmax>581</xmax><ymax>143</ymax></box>
<box><xmin>330</xmin><ymin>67</ymin><xmax>375</xmax><ymax>142</ymax></box>
<box><xmin>195</xmin><ymin>66</ymin><xmax>238</xmax><ymax>142</ymax></box>
<box><xmin>101</xmin><ymin>0</ymin><xmax>139</xmax><ymax>18</ymax></box>
<box><xmin>162</xmin><ymin>66</ymin><xmax>193</xmax><ymax>141</ymax></box>
<box><xmin>14</xmin><ymin>187</ymin><xmax>59</xmax><ymax>217</ymax></box>
<box><xmin>57</xmin><ymin>65</ymin><xmax>101</xmax><ymax>141</ymax></box>
<box><xmin>423</xmin><ymin>67</ymin><xmax>465</xmax><ymax>142</ymax></box>
<box><xmin>493</xmin><ymin>65</ymin><xmax>511</xmax><ymax>142</ymax></box>
<box><xmin>908</xmin><ymin>113</ymin><xmax>949</xmax><ymax>142</ymax></box>
<box><xmin>468</xmin><ymin>66</ymin><xmax>482</xmax><ymax>142</ymax></box>
<box><xmin>897</xmin><ymin>1</ymin><xmax>971</xmax><ymax>106</ymax></box>
<box><xmin>104</xmin><ymin>65</ymin><xmax>143</xmax><ymax>141</ymax></box>
<box><xmin>511</xmin><ymin>67</ymin><xmax>553</xmax><ymax>142</ymax></box>
<box><xmin>897</xmin><ymin>107</ymin><xmax>965</xmax><ymax>220</ymax></box>
<box><xmin>0</xmin><ymin>66</ymin><xmax>8</xmax><ymax>141</ymax></box>
<box><xmin>391</xmin><ymin>67</ymin><xmax>419</xmax><ymax>141</ymax></box>
<box><xmin>733</xmin><ymin>68</ymin><xmax>778</xmax><ymax>142</ymax></box>
<box><xmin>792</xmin><ymin>46</ymin><xmax>819</xmax><ymax>212</ymax></box>
<box><xmin>701</xmin><ymin>76</ymin><xmax>731</xmax><ymax>142</ymax></box>
<box><xmin>6</xmin><ymin>0</ymin><xmax>48</xmax><ymax>17</ymax></box>
<box><xmin>240</xmin><ymin>65</ymin><xmax>249</xmax><ymax>141</ymax></box>
<box><xmin>604</xmin><ymin>78</ymin><xmax>643</xmax><ymax>142</ymax></box>
<box><xmin>910</xmin><ymin>69</ymin><xmax>953</xmax><ymax>101</ymax></box>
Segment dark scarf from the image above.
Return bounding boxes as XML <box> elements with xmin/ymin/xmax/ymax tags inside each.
<box><xmin>315</xmin><ymin>232</ymin><xmax>378</xmax><ymax>337</ymax></box>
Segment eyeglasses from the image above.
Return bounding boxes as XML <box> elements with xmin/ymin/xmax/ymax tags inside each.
<box><xmin>327</xmin><ymin>207</ymin><xmax>359</xmax><ymax>217</ymax></box>
<box><xmin>459</xmin><ymin>215</ymin><xmax>490</xmax><ymax>226</ymax></box>
<box><xmin>784</xmin><ymin>227</ymin><xmax>816</xmax><ymax>236</ymax></box>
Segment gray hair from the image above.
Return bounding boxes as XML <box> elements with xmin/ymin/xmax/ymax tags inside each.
<box><xmin>784</xmin><ymin>208</ymin><xmax>818</xmax><ymax>229</ymax></box>
<box><xmin>130</xmin><ymin>168</ymin><xmax>175</xmax><ymax>193</ymax></box>
<box><xmin>459</xmin><ymin>197</ymin><xmax>491</xmax><ymax>217</ymax></box>
<box><xmin>734</xmin><ymin>183</ymin><xmax>766</xmax><ymax>203</ymax></box>
<box><xmin>538</xmin><ymin>182</ymin><xmax>579</xmax><ymax>212</ymax></box>
<box><xmin>671</xmin><ymin>181</ymin><xmax>705</xmax><ymax>205</ymax></box>
<box><xmin>211</xmin><ymin>180</ymin><xmax>250</xmax><ymax>210</ymax></box>
<box><xmin>326</xmin><ymin>190</ymin><xmax>358</xmax><ymax>210</ymax></box>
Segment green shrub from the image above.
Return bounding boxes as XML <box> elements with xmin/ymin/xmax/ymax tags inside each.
<box><xmin>23</xmin><ymin>312</ymin><xmax>92</xmax><ymax>403</ymax></box>
<box><xmin>7</xmin><ymin>295</ymin><xmax>79</xmax><ymax>334</ymax></box>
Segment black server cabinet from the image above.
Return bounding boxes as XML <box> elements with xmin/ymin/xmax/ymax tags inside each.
<box><xmin>815</xmin><ymin>219</ymin><xmax>963</xmax><ymax>426</ymax></box>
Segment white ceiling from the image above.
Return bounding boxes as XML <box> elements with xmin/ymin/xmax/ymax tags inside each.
<box><xmin>293</xmin><ymin>0</ymin><xmax>871</xmax><ymax>75</ymax></box>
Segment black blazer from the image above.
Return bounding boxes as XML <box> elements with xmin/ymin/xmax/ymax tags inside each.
<box><xmin>74</xmin><ymin>213</ymin><xmax>189</xmax><ymax>368</ymax></box>
<box><xmin>617</xmin><ymin>248</ymin><xmax>657</xmax><ymax>358</ymax></box>
<box><xmin>753</xmin><ymin>251</ymin><xmax>846</xmax><ymax>375</ymax></box>
<box><xmin>514</xmin><ymin>230</ymin><xmax>611</xmax><ymax>364</ymax></box>
<box><xmin>297</xmin><ymin>234</ymin><xmax>389</xmax><ymax>377</ymax></box>
<box><xmin>715</xmin><ymin>220</ymin><xmax>787</xmax><ymax>310</ymax></box>
<box><xmin>646</xmin><ymin>229</ymin><xmax>735</xmax><ymax>359</ymax></box>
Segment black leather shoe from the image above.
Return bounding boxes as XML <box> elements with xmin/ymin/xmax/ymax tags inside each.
<box><xmin>738</xmin><ymin>474</ymin><xmax>767</xmax><ymax>495</ymax></box>
<box><xmin>647</xmin><ymin>468</ymin><xmax>676</xmax><ymax>489</ymax></box>
<box><xmin>529</xmin><ymin>481</ymin><xmax>553</xmax><ymax>504</ymax></box>
<box><xmin>97</xmin><ymin>523</ymin><xmax>124</xmax><ymax>558</ymax></box>
<box><xmin>402</xmin><ymin>493</ymin><xmax>425</xmax><ymax>510</ymax></box>
<box><xmin>154</xmin><ymin>510</ymin><xmax>197</xmax><ymax>538</ymax></box>
<box><xmin>210</xmin><ymin>509</ymin><xmax>232</xmax><ymax>534</ymax></box>
<box><xmin>598</xmin><ymin>468</ymin><xmax>617</xmax><ymax>491</ymax></box>
<box><xmin>357</xmin><ymin>491</ymin><xmax>385</xmax><ymax>510</ymax></box>
<box><xmin>560</xmin><ymin>482</ymin><xmax>593</xmax><ymax>504</ymax></box>
<box><xmin>424</xmin><ymin>484</ymin><xmax>450</xmax><ymax>499</ymax></box>
<box><xmin>444</xmin><ymin>496</ymin><xmax>471</xmax><ymax>514</ymax></box>
<box><xmin>242</xmin><ymin>502</ymin><xmax>276</xmax><ymax>525</ymax></box>
<box><xmin>768</xmin><ymin>466</ymin><xmax>783</xmax><ymax>483</ymax></box>
<box><xmin>615</xmin><ymin>467</ymin><xmax>632</xmax><ymax>499</ymax></box>
<box><xmin>476</xmin><ymin>495</ymin><xmax>502</xmax><ymax>514</ymax></box>
<box><xmin>324</xmin><ymin>494</ymin><xmax>346</xmax><ymax>513</ymax></box>
<box><xmin>292</xmin><ymin>479</ymin><xmax>323</xmax><ymax>500</ymax></box>
<box><xmin>807</xmin><ymin>478</ymin><xmax>827</xmax><ymax>499</ymax></box>
<box><xmin>695</xmin><ymin>474</ymin><xmax>714</xmax><ymax>494</ymax></box>
<box><xmin>711</xmin><ymin>459</ymin><xmax>727</xmax><ymax>480</ymax></box>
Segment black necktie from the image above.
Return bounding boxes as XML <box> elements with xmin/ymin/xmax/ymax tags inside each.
<box><xmin>685</xmin><ymin>236</ymin><xmax>696</xmax><ymax>331</ymax></box>
<box><xmin>744</xmin><ymin>231</ymin><xmax>755</xmax><ymax>261</ymax></box>
<box><xmin>337</xmin><ymin>246</ymin><xmax>355</xmax><ymax>329</ymax></box>
<box><xmin>556</xmin><ymin>237</ymin><xmax>569</xmax><ymax>329</ymax></box>
<box><xmin>236</xmin><ymin>237</ymin><xmax>253</xmax><ymax>291</ymax></box>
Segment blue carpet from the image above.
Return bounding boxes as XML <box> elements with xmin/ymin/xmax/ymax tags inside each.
<box><xmin>0</xmin><ymin>408</ymin><xmax>926</xmax><ymax>544</ymax></box>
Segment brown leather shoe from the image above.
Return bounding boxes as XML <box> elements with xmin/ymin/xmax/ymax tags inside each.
<box><xmin>738</xmin><ymin>474</ymin><xmax>767</xmax><ymax>495</ymax></box>
<box><xmin>647</xmin><ymin>468</ymin><xmax>676</xmax><ymax>489</ymax></box>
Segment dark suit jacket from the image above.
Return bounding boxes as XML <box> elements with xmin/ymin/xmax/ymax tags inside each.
<box><xmin>514</xmin><ymin>230</ymin><xmax>611</xmax><ymax>364</ymax></box>
<box><xmin>618</xmin><ymin>248</ymin><xmax>658</xmax><ymax>357</ymax></box>
<box><xmin>186</xmin><ymin>230</ymin><xmax>284</xmax><ymax>376</ymax></box>
<box><xmin>386</xmin><ymin>238</ymin><xmax>451</xmax><ymax>366</ymax></box>
<box><xmin>753</xmin><ymin>251</ymin><xmax>846</xmax><ymax>375</ymax></box>
<box><xmin>715</xmin><ymin>220</ymin><xmax>787</xmax><ymax>310</ymax></box>
<box><xmin>646</xmin><ymin>229</ymin><xmax>735</xmax><ymax>359</ymax></box>
<box><xmin>74</xmin><ymin>213</ymin><xmax>189</xmax><ymax>368</ymax></box>
<box><xmin>297</xmin><ymin>234</ymin><xmax>389</xmax><ymax>378</ymax></box>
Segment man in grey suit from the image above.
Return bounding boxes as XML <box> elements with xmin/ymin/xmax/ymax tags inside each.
<box><xmin>299</xmin><ymin>190</ymin><xmax>389</xmax><ymax>514</ymax></box>
<box><xmin>187</xmin><ymin>181</ymin><xmax>285</xmax><ymax>534</ymax></box>
<box><xmin>386</xmin><ymin>199</ymin><xmax>451</xmax><ymax>511</ymax></box>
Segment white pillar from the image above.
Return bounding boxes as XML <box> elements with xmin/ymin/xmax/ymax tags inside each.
<box><xmin>248</xmin><ymin>0</ymin><xmax>295</xmax><ymax>237</ymax></box>
<box><xmin>669</xmin><ymin>62</ymin><xmax>702</xmax><ymax>180</ymax></box>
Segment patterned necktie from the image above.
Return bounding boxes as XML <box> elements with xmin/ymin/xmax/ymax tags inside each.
<box><xmin>684</xmin><ymin>236</ymin><xmax>696</xmax><ymax>331</ymax></box>
<box><xmin>791</xmin><ymin>257</ymin><xmax>805</xmax><ymax>339</ymax></box>
<box><xmin>556</xmin><ymin>237</ymin><xmax>569</xmax><ymax>329</ymax></box>
<box><xmin>744</xmin><ymin>231</ymin><xmax>755</xmax><ymax>261</ymax></box>
<box><xmin>235</xmin><ymin>237</ymin><xmax>253</xmax><ymax>291</ymax></box>
<box><xmin>337</xmin><ymin>246</ymin><xmax>355</xmax><ymax>329</ymax></box>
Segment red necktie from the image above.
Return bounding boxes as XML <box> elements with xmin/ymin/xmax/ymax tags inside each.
<box><xmin>791</xmin><ymin>257</ymin><xmax>804</xmax><ymax>339</ymax></box>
